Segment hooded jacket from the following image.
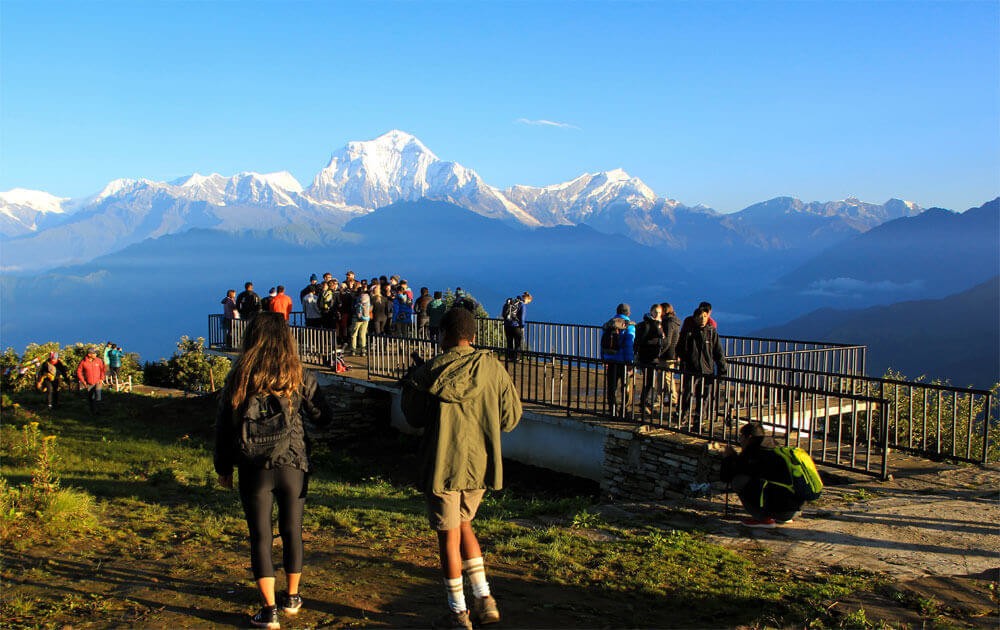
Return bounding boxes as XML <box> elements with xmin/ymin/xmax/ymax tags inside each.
<box><xmin>401</xmin><ymin>345</ymin><xmax>522</xmax><ymax>493</ymax></box>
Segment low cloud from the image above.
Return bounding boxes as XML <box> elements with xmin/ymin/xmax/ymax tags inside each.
<box><xmin>515</xmin><ymin>118</ymin><xmax>580</xmax><ymax>130</ymax></box>
<box><xmin>801</xmin><ymin>277</ymin><xmax>924</xmax><ymax>298</ymax></box>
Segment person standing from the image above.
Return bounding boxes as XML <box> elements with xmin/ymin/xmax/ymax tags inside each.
<box><xmin>600</xmin><ymin>303</ymin><xmax>636</xmax><ymax>418</ymax></box>
<box><xmin>215</xmin><ymin>312</ymin><xmax>333</xmax><ymax>629</ymax></box>
<box><xmin>368</xmin><ymin>283</ymin><xmax>390</xmax><ymax>336</ymax></box>
<box><xmin>501</xmin><ymin>292</ymin><xmax>532</xmax><ymax>363</ymax></box>
<box><xmin>76</xmin><ymin>348</ymin><xmax>106</xmax><ymax>414</ymax></box>
<box><xmin>108</xmin><ymin>345</ymin><xmax>125</xmax><ymax>385</ymax></box>
<box><xmin>348</xmin><ymin>292</ymin><xmax>371</xmax><ymax>356</ymax></box>
<box><xmin>659</xmin><ymin>303</ymin><xmax>682</xmax><ymax>407</ymax></box>
<box><xmin>237</xmin><ymin>282</ymin><xmax>263</xmax><ymax>321</ymax></box>
<box><xmin>36</xmin><ymin>352</ymin><xmax>70</xmax><ymax>410</ymax></box>
<box><xmin>299</xmin><ymin>274</ymin><xmax>321</xmax><ymax>307</ymax></box>
<box><xmin>302</xmin><ymin>287</ymin><xmax>322</xmax><ymax>328</ymax></box>
<box><xmin>222</xmin><ymin>289</ymin><xmax>240</xmax><ymax>348</ymax></box>
<box><xmin>401</xmin><ymin>307</ymin><xmax>522</xmax><ymax>629</ymax></box>
<box><xmin>677</xmin><ymin>306</ymin><xmax>727</xmax><ymax>422</ymax></box>
<box><xmin>415</xmin><ymin>287</ymin><xmax>433</xmax><ymax>339</ymax></box>
<box><xmin>426</xmin><ymin>291</ymin><xmax>447</xmax><ymax>344</ymax></box>
<box><xmin>635</xmin><ymin>304</ymin><xmax>665</xmax><ymax>413</ymax></box>
<box><xmin>270</xmin><ymin>286</ymin><xmax>293</xmax><ymax>322</ymax></box>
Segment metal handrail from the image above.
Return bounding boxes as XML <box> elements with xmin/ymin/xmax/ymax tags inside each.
<box><xmin>728</xmin><ymin>360</ymin><xmax>996</xmax><ymax>465</ymax></box>
<box><xmin>367</xmin><ymin>335</ymin><xmax>892</xmax><ymax>478</ymax></box>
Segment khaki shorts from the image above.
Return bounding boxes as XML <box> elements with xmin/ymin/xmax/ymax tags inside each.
<box><xmin>426</xmin><ymin>489</ymin><xmax>486</xmax><ymax>531</ymax></box>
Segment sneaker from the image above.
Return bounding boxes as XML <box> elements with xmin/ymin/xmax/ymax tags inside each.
<box><xmin>282</xmin><ymin>593</ymin><xmax>303</xmax><ymax>616</ymax></box>
<box><xmin>432</xmin><ymin>609</ymin><xmax>473</xmax><ymax>630</ymax></box>
<box><xmin>471</xmin><ymin>595</ymin><xmax>501</xmax><ymax>625</ymax></box>
<box><xmin>250</xmin><ymin>605</ymin><xmax>280</xmax><ymax>629</ymax></box>
<box><xmin>741</xmin><ymin>518</ymin><xmax>777</xmax><ymax>529</ymax></box>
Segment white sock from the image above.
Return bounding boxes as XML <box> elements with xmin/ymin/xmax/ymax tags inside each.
<box><xmin>462</xmin><ymin>557</ymin><xmax>491</xmax><ymax>599</ymax></box>
<box><xmin>444</xmin><ymin>576</ymin><xmax>466</xmax><ymax>613</ymax></box>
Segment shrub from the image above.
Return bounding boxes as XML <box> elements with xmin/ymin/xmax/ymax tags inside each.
<box><xmin>143</xmin><ymin>336</ymin><xmax>230</xmax><ymax>393</ymax></box>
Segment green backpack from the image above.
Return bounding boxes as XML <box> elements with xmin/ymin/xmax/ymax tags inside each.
<box><xmin>770</xmin><ymin>446</ymin><xmax>824</xmax><ymax>501</ymax></box>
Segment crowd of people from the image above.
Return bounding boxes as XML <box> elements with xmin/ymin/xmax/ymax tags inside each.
<box><xmin>221</xmin><ymin>272</ymin><xmax>483</xmax><ymax>356</ymax></box>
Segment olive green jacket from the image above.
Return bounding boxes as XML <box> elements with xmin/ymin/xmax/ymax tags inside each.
<box><xmin>401</xmin><ymin>345</ymin><xmax>522</xmax><ymax>493</ymax></box>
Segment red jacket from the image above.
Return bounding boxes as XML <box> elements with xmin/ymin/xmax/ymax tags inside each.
<box><xmin>270</xmin><ymin>292</ymin><xmax>293</xmax><ymax>320</ymax></box>
<box><xmin>77</xmin><ymin>357</ymin><xmax>106</xmax><ymax>386</ymax></box>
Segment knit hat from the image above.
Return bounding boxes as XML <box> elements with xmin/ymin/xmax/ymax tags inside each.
<box><xmin>310</xmin><ymin>273</ymin><xmax>317</xmax><ymax>281</ymax></box>
<box><xmin>269</xmin><ymin>287</ymin><xmax>277</xmax><ymax>297</ymax></box>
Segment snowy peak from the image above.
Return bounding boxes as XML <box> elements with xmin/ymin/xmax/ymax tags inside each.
<box><xmin>169</xmin><ymin>171</ymin><xmax>303</xmax><ymax>206</ymax></box>
<box><xmin>0</xmin><ymin>188</ymin><xmax>72</xmax><ymax>238</ymax></box>
<box><xmin>0</xmin><ymin>188</ymin><xmax>69</xmax><ymax>214</ymax></box>
<box><xmin>305</xmin><ymin>130</ymin><xmax>540</xmax><ymax>226</ymax></box>
<box><xmin>506</xmin><ymin>169</ymin><xmax>659</xmax><ymax>226</ymax></box>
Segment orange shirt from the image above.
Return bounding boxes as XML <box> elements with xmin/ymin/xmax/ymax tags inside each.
<box><xmin>270</xmin><ymin>292</ymin><xmax>293</xmax><ymax>320</ymax></box>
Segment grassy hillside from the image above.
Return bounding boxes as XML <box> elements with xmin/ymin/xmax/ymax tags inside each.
<box><xmin>0</xmin><ymin>385</ymin><xmax>965</xmax><ymax>628</ymax></box>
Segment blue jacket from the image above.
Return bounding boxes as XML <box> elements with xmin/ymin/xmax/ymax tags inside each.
<box><xmin>600</xmin><ymin>315</ymin><xmax>636</xmax><ymax>363</ymax></box>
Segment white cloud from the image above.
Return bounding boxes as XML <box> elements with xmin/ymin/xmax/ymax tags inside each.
<box><xmin>515</xmin><ymin>118</ymin><xmax>580</xmax><ymax>130</ymax></box>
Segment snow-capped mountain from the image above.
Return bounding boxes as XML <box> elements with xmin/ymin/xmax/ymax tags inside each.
<box><xmin>0</xmin><ymin>188</ymin><xmax>71</xmax><ymax>237</ymax></box>
<box><xmin>506</xmin><ymin>169</ymin><xmax>661</xmax><ymax>226</ymax></box>
<box><xmin>0</xmin><ymin>129</ymin><xmax>932</xmax><ymax>271</ymax></box>
<box><xmin>171</xmin><ymin>171</ymin><xmax>305</xmax><ymax>208</ymax></box>
<box><xmin>306</xmin><ymin>130</ymin><xmax>540</xmax><ymax>226</ymax></box>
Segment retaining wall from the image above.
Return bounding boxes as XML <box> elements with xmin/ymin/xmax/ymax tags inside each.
<box><xmin>315</xmin><ymin>373</ymin><xmax>723</xmax><ymax>500</ymax></box>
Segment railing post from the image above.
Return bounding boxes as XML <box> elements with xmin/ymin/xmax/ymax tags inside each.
<box><xmin>983</xmin><ymin>392</ymin><xmax>993</xmax><ymax>465</ymax></box>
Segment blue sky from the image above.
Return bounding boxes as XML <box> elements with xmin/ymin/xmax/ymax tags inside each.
<box><xmin>1</xmin><ymin>0</ymin><xmax>997</xmax><ymax>212</ymax></box>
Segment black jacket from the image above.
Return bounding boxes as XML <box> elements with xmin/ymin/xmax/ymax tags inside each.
<box><xmin>678</xmin><ymin>323</ymin><xmax>727</xmax><ymax>376</ymax></box>
<box><xmin>661</xmin><ymin>313</ymin><xmax>681</xmax><ymax>362</ymax></box>
<box><xmin>635</xmin><ymin>314</ymin><xmax>666</xmax><ymax>364</ymax></box>
<box><xmin>236</xmin><ymin>290</ymin><xmax>262</xmax><ymax>319</ymax></box>
<box><xmin>214</xmin><ymin>369</ymin><xmax>333</xmax><ymax>476</ymax></box>
<box><xmin>720</xmin><ymin>438</ymin><xmax>804</xmax><ymax>515</ymax></box>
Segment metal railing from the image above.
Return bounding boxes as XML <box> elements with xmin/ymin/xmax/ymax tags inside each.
<box><xmin>208</xmin><ymin>314</ymin><xmax>339</xmax><ymax>366</ymax></box>
<box><xmin>476</xmin><ymin>318</ymin><xmax>867</xmax><ymax>375</ymax></box>
<box><xmin>728</xmin><ymin>360</ymin><xmax>996</xmax><ymax>465</ymax></box>
<box><xmin>367</xmin><ymin>335</ymin><xmax>891</xmax><ymax>478</ymax></box>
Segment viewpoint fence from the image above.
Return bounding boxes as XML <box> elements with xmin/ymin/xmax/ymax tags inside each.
<box><xmin>728</xmin><ymin>360</ymin><xmax>997</xmax><ymax>466</ymax></box>
<box><xmin>209</xmin><ymin>313</ymin><xmax>996</xmax><ymax>476</ymax></box>
<box><xmin>367</xmin><ymin>334</ymin><xmax>891</xmax><ymax>478</ymax></box>
<box><xmin>475</xmin><ymin>318</ymin><xmax>868</xmax><ymax>377</ymax></box>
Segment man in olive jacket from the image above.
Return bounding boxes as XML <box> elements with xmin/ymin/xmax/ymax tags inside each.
<box><xmin>401</xmin><ymin>307</ymin><xmax>522</xmax><ymax>630</ymax></box>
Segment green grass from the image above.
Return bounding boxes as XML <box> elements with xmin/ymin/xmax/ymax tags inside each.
<box><xmin>0</xmin><ymin>386</ymin><xmax>944</xmax><ymax>628</ymax></box>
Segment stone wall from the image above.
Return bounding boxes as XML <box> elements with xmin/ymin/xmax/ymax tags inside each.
<box><xmin>312</xmin><ymin>373</ymin><xmax>393</xmax><ymax>440</ymax></box>
<box><xmin>602</xmin><ymin>426</ymin><xmax>725</xmax><ymax>501</ymax></box>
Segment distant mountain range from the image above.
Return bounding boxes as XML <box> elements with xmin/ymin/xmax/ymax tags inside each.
<box><xmin>1</xmin><ymin>130</ymin><xmax>924</xmax><ymax>272</ymax></box>
<box><xmin>2</xmin><ymin>130</ymin><xmax>997</xmax><ymax>388</ymax></box>
<box><xmin>754</xmin><ymin>276</ymin><xmax>1000</xmax><ymax>388</ymax></box>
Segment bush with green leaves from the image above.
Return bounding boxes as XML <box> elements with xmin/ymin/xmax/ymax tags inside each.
<box><xmin>143</xmin><ymin>336</ymin><xmax>230</xmax><ymax>393</ymax></box>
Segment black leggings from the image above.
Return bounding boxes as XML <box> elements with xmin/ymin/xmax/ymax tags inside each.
<box><xmin>238</xmin><ymin>465</ymin><xmax>307</xmax><ymax>579</ymax></box>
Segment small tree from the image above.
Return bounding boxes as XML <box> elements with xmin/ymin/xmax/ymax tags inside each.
<box><xmin>143</xmin><ymin>336</ymin><xmax>230</xmax><ymax>393</ymax></box>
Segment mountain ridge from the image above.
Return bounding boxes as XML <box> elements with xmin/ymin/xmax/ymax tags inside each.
<box><xmin>0</xmin><ymin>130</ymin><xmax>934</xmax><ymax>271</ymax></box>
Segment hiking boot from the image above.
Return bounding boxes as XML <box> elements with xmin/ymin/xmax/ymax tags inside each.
<box><xmin>249</xmin><ymin>605</ymin><xmax>280</xmax><ymax>629</ymax></box>
<box><xmin>741</xmin><ymin>518</ymin><xmax>777</xmax><ymax>529</ymax></box>
<box><xmin>471</xmin><ymin>595</ymin><xmax>500</xmax><ymax>625</ymax></box>
<box><xmin>282</xmin><ymin>593</ymin><xmax>302</xmax><ymax>616</ymax></box>
<box><xmin>432</xmin><ymin>609</ymin><xmax>473</xmax><ymax>630</ymax></box>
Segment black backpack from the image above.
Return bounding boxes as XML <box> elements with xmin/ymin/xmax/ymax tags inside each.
<box><xmin>601</xmin><ymin>317</ymin><xmax>629</xmax><ymax>354</ymax></box>
<box><xmin>236</xmin><ymin>393</ymin><xmax>298</xmax><ymax>467</ymax></box>
<box><xmin>501</xmin><ymin>297</ymin><xmax>521</xmax><ymax>324</ymax></box>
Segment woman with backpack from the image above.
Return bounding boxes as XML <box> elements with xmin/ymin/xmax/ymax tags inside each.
<box><xmin>214</xmin><ymin>312</ymin><xmax>333</xmax><ymax>629</ymax></box>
